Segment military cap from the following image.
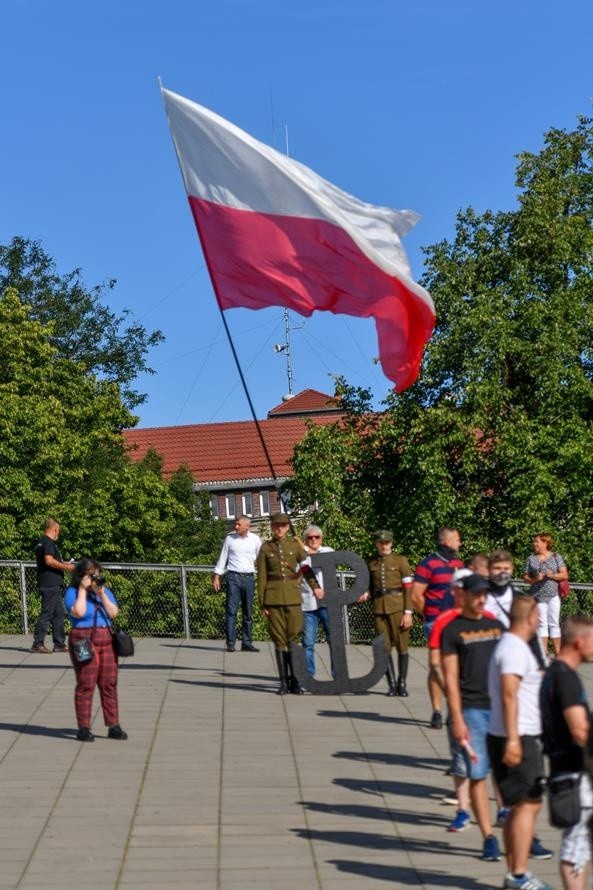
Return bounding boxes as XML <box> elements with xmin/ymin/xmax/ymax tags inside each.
<box><xmin>270</xmin><ymin>512</ymin><xmax>290</xmax><ymax>524</ymax></box>
<box><xmin>374</xmin><ymin>529</ymin><xmax>393</xmax><ymax>542</ymax></box>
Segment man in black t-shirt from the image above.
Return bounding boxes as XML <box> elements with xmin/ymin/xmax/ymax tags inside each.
<box><xmin>540</xmin><ymin>615</ymin><xmax>593</xmax><ymax>890</ymax></box>
<box><xmin>31</xmin><ymin>519</ymin><xmax>74</xmax><ymax>653</ymax></box>
<box><xmin>442</xmin><ymin>572</ymin><xmax>505</xmax><ymax>862</ymax></box>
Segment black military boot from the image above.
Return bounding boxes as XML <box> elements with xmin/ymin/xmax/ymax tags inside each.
<box><xmin>285</xmin><ymin>650</ymin><xmax>305</xmax><ymax>694</ymax></box>
<box><xmin>275</xmin><ymin>650</ymin><xmax>288</xmax><ymax>695</ymax></box>
<box><xmin>397</xmin><ymin>653</ymin><xmax>409</xmax><ymax>697</ymax></box>
<box><xmin>385</xmin><ymin>654</ymin><xmax>397</xmax><ymax>696</ymax></box>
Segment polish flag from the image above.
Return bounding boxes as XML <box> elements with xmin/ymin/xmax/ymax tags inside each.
<box><xmin>162</xmin><ymin>88</ymin><xmax>435</xmax><ymax>392</ymax></box>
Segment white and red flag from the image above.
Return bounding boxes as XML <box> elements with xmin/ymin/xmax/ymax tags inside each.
<box><xmin>162</xmin><ymin>88</ymin><xmax>435</xmax><ymax>391</ymax></box>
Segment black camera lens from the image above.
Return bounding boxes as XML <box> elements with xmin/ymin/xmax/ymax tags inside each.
<box><xmin>91</xmin><ymin>574</ymin><xmax>106</xmax><ymax>586</ymax></box>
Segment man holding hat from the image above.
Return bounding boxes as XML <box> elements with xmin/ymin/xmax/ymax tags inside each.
<box><xmin>257</xmin><ymin>513</ymin><xmax>322</xmax><ymax>694</ymax></box>
<box><xmin>363</xmin><ymin>530</ymin><xmax>413</xmax><ymax>696</ymax></box>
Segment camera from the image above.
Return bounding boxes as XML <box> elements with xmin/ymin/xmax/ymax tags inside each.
<box><xmin>91</xmin><ymin>574</ymin><xmax>106</xmax><ymax>586</ymax></box>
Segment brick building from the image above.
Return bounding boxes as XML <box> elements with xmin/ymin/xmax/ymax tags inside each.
<box><xmin>123</xmin><ymin>389</ymin><xmax>342</xmax><ymax>527</ymax></box>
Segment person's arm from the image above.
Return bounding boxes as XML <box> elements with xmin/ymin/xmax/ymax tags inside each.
<box><xmin>428</xmin><ymin>647</ymin><xmax>445</xmax><ymax>692</ymax></box>
<box><xmin>442</xmin><ymin>651</ymin><xmax>468</xmax><ymax>744</ymax></box>
<box><xmin>44</xmin><ymin>553</ymin><xmax>73</xmax><ymax>573</ymax></box>
<box><xmin>410</xmin><ymin>580</ymin><xmax>428</xmax><ymax>614</ymax></box>
<box><xmin>401</xmin><ymin>569</ymin><xmax>414</xmax><ymax>629</ymax></box>
<box><xmin>256</xmin><ymin>547</ymin><xmax>268</xmax><ymax>615</ymax></box>
<box><xmin>213</xmin><ymin>537</ymin><xmax>230</xmax><ymax>592</ymax></box>
<box><xmin>564</xmin><ymin>704</ymin><xmax>590</xmax><ymax>747</ymax></box>
<box><xmin>95</xmin><ymin>585</ymin><xmax>119</xmax><ymax>620</ymax></box>
<box><xmin>501</xmin><ymin>672</ymin><xmax>522</xmax><ymax>767</ymax></box>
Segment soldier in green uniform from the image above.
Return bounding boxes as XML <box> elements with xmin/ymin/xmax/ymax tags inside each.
<box><xmin>363</xmin><ymin>530</ymin><xmax>413</xmax><ymax>696</ymax></box>
<box><xmin>257</xmin><ymin>513</ymin><xmax>322</xmax><ymax>694</ymax></box>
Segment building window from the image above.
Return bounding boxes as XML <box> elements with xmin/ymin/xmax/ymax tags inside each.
<box><xmin>259</xmin><ymin>491</ymin><xmax>270</xmax><ymax>516</ymax></box>
<box><xmin>210</xmin><ymin>495</ymin><xmax>219</xmax><ymax>518</ymax></box>
<box><xmin>242</xmin><ymin>493</ymin><xmax>253</xmax><ymax>516</ymax></box>
<box><xmin>225</xmin><ymin>494</ymin><xmax>236</xmax><ymax>519</ymax></box>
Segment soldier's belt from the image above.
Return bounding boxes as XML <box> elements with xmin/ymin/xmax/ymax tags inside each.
<box><xmin>267</xmin><ymin>573</ymin><xmax>300</xmax><ymax>581</ymax></box>
<box><xmin>373</xmin><ymin>588</ymin><xmax>403</xmax><ymax>595</ymax></box>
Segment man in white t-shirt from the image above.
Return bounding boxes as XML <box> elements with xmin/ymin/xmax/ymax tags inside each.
<box><xmin>487</xmin><ymin>596</ymin><xmax>551</xmax><ymax>890</ymax></box>
<box><xmin>213</xmin><ymin>515</ymin><xmax>262</xmax><ymax>652</ymax></box>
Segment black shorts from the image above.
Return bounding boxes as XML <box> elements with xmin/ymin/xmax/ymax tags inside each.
<box><xmin>487</xmin><ymin>734</ymin><xmax>545</xmax><ymax>806</ymax></box>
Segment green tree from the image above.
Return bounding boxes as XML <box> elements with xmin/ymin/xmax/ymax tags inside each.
<box><xmin>0</xmin><ymin>237</ymin><xmax>163</xmax><ymax>409</ymax></box>
<box><xmin>0</xmin><ymin>288</ymin><xmax>192</xmax><ymax>563</ymax></box>
<box><xmin>289</xmin><ymin>116</ymin><xmax>593</xmax><ymax>573</ymax></box>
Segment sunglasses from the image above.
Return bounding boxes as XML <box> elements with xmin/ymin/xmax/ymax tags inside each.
<box><xmin>306</xmin><ymin>535</ymin><xmax>321</xmax><ymax>540</ymax></box>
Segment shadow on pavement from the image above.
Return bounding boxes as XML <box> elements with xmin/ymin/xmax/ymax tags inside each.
<box><xmin>299</xmin><ymin>801</ymin><xmax>450</xmax><ymax>828</ymax></box>
<box><xmin>333</xmin><ymin>750</ymin><xmax>446</xmax><ymax>770</ymax></box>
<box><xmin>318</xmin><ymin>709</ymin><xmax>423</xmax><ymax>726</ymax></box>
<box><xmin>0</xmin><ymin>722</ymin><xmax>75</xmax><ymax>739</ymax></box>
<box><xmin>170</xmin><ymin>677</ymin><xmax>274</xmax><ymax>693</ymax></box>
<box><xmin>328</xmin><ymin>859</ymin><xmax>498</xmax><ymax>888</ymax></box>
<box><xmin>333</xmin><ymin>776</ymin><xmax>448</xmax><ymax>800</ymax></box>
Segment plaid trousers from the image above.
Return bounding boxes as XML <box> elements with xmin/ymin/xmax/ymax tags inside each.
<box><xmin>69</xmin><ymin>627</ymin><xmax>119</xmax><ymax>728</ymax></box>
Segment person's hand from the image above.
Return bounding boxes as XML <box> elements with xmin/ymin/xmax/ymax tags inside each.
<box><xmin>358</xmin><ymin>592</ymin><xmax>370</xmax><ymax>603</ymax></box>
<box><xmin>503</xmin><ymin>738</ymin><xmax>522</xmax><ymax>767</ymax></box>
<box><xmin>400</xmin><ymin>612</ymin><xmax>413</xmax><ymax>630</ymax></box>
<box><xmin>315</xmin><ymin>588</ymin><xmax>325</xmax><ymax>601</ymax></box>
<box><xmin>452</xmin><ymin>716</ymin><xmax>469</xmax><ymax>746</ymax></box>
<box><xmin>263</xmin><ymin>608</ymin><xmax>270</xmax><ymax>617</ymax></box>
<box><xmin>81</xmin><ymin>573</ymin><xmax>93</xmax><ymax>591</ymax></box>
<box><xmin>212</xmin><ymin>575</ymin><xmax>221</xmax><ymax>593</ymax></box>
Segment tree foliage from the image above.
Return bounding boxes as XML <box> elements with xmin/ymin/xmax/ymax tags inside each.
<box><xmin>0</xmin><ymin>237</ymin><xmax>163</xmax><ymax>409</ymax></box>
<box><xmin>289</xmin><ymin>117</ymin><xmax>593</xmax><ymax>573</ymax></box>
<box><xmin>0</xmin><ymin>280</ymin><xmax>221</xmax><ymax>564</ymax></box>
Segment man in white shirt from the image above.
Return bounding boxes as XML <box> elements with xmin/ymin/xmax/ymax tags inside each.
<box><xmin>213</xmin><ymin>515</ymin><xmax>262</xmax><ymax>652</ymax></box>
<box><xmin>487</xmin><ymin>596</ymin><xmax>550</xmax><ymax>890</ymax></box>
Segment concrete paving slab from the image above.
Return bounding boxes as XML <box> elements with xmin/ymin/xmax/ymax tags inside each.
<box><xmin>0</xmin><ymin>635</ymin><xmax>584</xmax><ymax>888</ymax></box>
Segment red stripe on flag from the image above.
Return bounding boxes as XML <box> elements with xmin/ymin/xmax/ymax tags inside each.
<box><xmin>189</xmin><ymin>197</ymin><xmax>434</xmax><ymax>391</ymax></box>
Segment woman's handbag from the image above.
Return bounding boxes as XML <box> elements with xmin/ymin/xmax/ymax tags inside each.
<box><xmin>96</xmin><ymin>603</ymin><xmax>134</xmax><ymax>658</ymax></box>
<box><xmin>112</xmin><ymin>629</ymin><xmax>134</xmax><ymax>658</ymax></box>
<box><xmin>555</xmin><ymin>554</ymin><xmax>570</xmax><ymax>598</ymax></box>
<box><xmin>547</xmin><ymin>773</ymin><xmax>581</xmax><ymax>828</ymax></box>
<box><xmin>70</xmin><ymin>635</ymin><xmax>94</xmax><ymax>664</ymax></box>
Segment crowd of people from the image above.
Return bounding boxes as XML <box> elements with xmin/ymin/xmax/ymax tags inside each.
<box><xmin>30</xmin><ymin>514</ymin><xmax>592</xmax><ymax>890</ymax></box>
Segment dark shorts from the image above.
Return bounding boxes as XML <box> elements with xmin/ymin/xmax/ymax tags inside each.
<box><xmin>487</xmin><ymin>734</ymin><xmax>545</xmax><ymax>806</ymax></box>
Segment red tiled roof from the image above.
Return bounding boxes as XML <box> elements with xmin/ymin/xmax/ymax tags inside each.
<box><xmin>123</xmin><ymin>415</ymin><xmax>337</xmax><ymax>483</ymax></box>
<box><xmin>267</xmin><ymin>388</ymin><xmax>341</xmax><ymax>417</ymax></box>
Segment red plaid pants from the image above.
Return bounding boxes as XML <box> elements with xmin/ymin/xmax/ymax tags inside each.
<box><xmin>69</xmin><ymin>627</ymin><xmax>120</xmax><ymax>728</ymax></box>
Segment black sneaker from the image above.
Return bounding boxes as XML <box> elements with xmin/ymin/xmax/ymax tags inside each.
<box><xmin>107</xmin><ymin>725</ymin><xmax>128</xmax><ymax>740</ymax></box>
<box><xmin>53</xmin><ymin>644</ymin><xmax>68</xmax><ymax>653</ymax></box>
<box><xmin>77</xmin><ymin>728</ymin><xmax>95</xmax><ymax>742</ymax></box>
<box><xmin>226</xmin><ymin>644</ymin><xmax>236</xmax><ymax>652</ymax></box>
<box><xmin>430</xmin><ymin>710</ymin><xmax>443</xmax><ymax>730</ymax></box>
<box><xmin>241</xmin><ymin>644</ymin><xmax>260</xmax><ymax>652</ymax></box>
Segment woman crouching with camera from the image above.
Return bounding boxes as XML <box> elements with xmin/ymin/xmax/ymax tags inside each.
<box><xmin>65</xmin><ymin>558</ymin><xmax>128</xmax><ymax>742</ymax></box>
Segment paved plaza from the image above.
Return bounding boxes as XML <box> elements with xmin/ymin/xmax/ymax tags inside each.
<box><xmin>0</xmin><ymin>636</ymin><xmax>577</xmax><ymax>889</ymax></box>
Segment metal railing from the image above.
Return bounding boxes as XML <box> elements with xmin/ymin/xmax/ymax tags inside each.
<box><xmin>2</xmin><ymin>561</ymin><xmax>592</xmax><ymax>645</ymax></box>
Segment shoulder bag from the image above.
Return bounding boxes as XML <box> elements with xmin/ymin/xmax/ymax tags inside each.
<box><xmin>555</xmin><ymin>554</ymin><xmax>570</xmax><ymax>599</ymax></box>
<box><xmin>97</xmin><ymin>602</ymin><xmax>135</xmax><ymax>658</ymax></box>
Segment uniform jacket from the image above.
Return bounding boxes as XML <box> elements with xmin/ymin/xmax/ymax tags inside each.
<box><xmin>257</xmin><ymin>537</ymin><xmax>319</xmax><ymax>607</ymax></box>
<box><xmin>367</xmin><ymin>552</ymin><xmax>412</xmax><ymax>614</ymax></box>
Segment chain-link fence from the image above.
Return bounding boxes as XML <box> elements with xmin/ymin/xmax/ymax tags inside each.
<box><xmin>2</xmin><ymin>560</ymin><xmax>593</xmax><ymax>646</ymax></box>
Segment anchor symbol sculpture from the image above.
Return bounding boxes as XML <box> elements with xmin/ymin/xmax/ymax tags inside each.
<box><xmin>290</xmin><ymin>550</ymin><xmax>387</xmax><ymax>695</ymax></box>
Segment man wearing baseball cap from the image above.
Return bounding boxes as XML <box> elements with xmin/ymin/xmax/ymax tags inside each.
<box><xmin>442</xmin><ymin>572</ymin><xmax>505</xmax><ymax>862</ymax></box>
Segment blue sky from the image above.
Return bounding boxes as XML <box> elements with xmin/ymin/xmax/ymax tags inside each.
<box><xmin>3</xmin><ymin>0</ymin><xmax>592</xmax><ymax>428</ymax></box>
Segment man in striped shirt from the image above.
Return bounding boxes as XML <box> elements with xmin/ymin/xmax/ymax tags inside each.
<box><xmin>411</xmin><ymin>527</ymin><xmax>464</xmax><ymax>729</ymax></box>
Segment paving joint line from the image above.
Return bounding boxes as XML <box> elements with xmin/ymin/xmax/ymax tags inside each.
<box><xmin>113</xmin><ymin>641</ymin><xmax>183</xmax><ymax>889</ymax></box>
